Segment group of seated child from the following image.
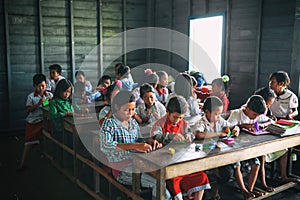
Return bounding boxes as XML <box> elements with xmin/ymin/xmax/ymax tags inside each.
<box><xmin>20</xmin><ymin>62</ymin><xmax>299</xmax><ymax>200</ymax></box>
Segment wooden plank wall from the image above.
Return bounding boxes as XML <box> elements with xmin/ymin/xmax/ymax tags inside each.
<box><xmin>152</xmin><ymin>0</ymin><xmax>297</xmax><ymax>109</ymax></box>
<box><xmin>0</xmin><ymin>0</ymin><xmax>147</xmax><ymax>134</ymax></box>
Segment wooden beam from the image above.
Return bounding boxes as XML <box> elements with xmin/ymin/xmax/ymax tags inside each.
<box><xmin>122</xmin><ymin>0</ymin><xmax>127</xmax><ymax>65</ymax></box>
<box><xmin>169</xmin><ymin>0</ymin><xmax>173</xmax><ymax>68</ymax></box>
<box><xmin>97</xmin><ymin>0</ymin><xmax>103</xmax><ymax>77</ymax></box>
<box><xmin>146</xmin><ymin>0</ymin><xmax>154</xmax><ymax>64</ymax></box>
<box><xmin>69</xmin><ymin>0</ymin><xmax>75</xmax><ymax>82</ymax></box>
<box><xmin>37</xmin><ymin>0</ymin><xmax>44</xmax><ymax>74</ymax></box>
<box><xmin>224</xmin><ymin>0</ymin><xmax>231</xmax><ymax>75</ymax></box>
<box><xmin>254</xmin><ymin>0</ymin><xmax>263</xmax><ymax>89</ymax></box>
<box><xmin>3</xmin><ymin>0</ymin><xmax>12</xmax><ymax>129</ymax></box>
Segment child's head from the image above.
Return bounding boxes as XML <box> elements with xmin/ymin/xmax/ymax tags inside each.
<box><xmin>97</xmin><ymin>75</ymin><xmax>111</xmax><ymax>88</ymax></box>
<box><xmin>54</xmin><ymin>79</ymin><xmax>73</xmax><ymax>100</ymax></box>
<box><xmin>244</xmin><ymin>95</ymin><xmax>267</xmax><ymax>120</ymax></box>
<box><xmin>114</xmin><ymin>62</ymin><xmax>124</xmax><ymax>76</ymax></box>
<box><xmin>140</xmin><ymin>83</ymin><xmax>156</xmax><ymax>107</ymax></box>
<box><xmin>74</xmin><ymin>82</ymin><xmax>86</xmax><ymax>98</ymax></box>
<box><xmin>254</xmin><ymin>87</ymin><xmax>275</xmax><ymax>109</ymax></box>
<box><xmin>105</xmin><ymin>81</ymin><xmax>121</xmax><ymax>103</ymax></box>
<box><xmin>269</xmin><ymin>71</ymin><xmax>290</xmax><ymax>94</ymax></box>
<box><xmin>211</xmin><ymin>76</ymin><xmax>229</xmax><ymax>95</ymax></box>
<box><xmin>116</xmin><ymin>65</ymin><xmax>130</xmax><ymax>79</ymax></box>
<box><xmin>174</xmin><ymin>73</ymin><xmax>193</xmax><ymax>99</ymax></box>
<box><xmin>75</xmin><ymin>70</ymin><xmax>87</xmax><ymax>83</ymax></box>
<box><xmin>203</xmin><ymin>96</ymin><xmax>223</xmax><ymax>122</ymax></box>
<box><xmin>49</xmin><ymin>64</ymin><xmax>62</xmax><ymax>81</ymax></box>
<box><xmin>112</xmin><ymin>91</ymin><xmax>136</xmax><ymax>121</ymax></box>
<box><xmin>190</xmin><ymin>71</ymin><xmax>206</xmax><ymax>88</ymax></box>
<box><xmin>166</xmin><ymin>95</ymin><xmax>188</xmax><ymax>124</ymax></box>
<box><xmin>156</xmin><ymin>71</ymin><xmax>168</xmax><ymax>87</ymax></box>
<box><xmin>33</xmin><ymin>74</ymin><xmax>47</xmax><ymax>94</ymax></box>
<box><xmin>145</xmin><ymin>70</ymin><xmax>159</xmax><ymax>88</ymax></box>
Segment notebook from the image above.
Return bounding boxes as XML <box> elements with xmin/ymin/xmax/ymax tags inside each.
<box><xmin>242</xmin><ymin>128</ymin><xmax>270</xmax><ymax>136</ymax></box>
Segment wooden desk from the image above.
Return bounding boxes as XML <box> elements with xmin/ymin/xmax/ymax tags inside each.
<box><xmin>132</xmin><ymin>133</ymin><xmax>300</xmax><ymax>200</ymax></box>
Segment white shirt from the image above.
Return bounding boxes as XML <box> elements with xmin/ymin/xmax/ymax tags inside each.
<box><xmin>270</xmin><ymin>89</ymin><xmax>298</xmax><ymax>118</ymax></box>
<box><xmin>46</xmin><ymin>75</ymin><xmax>65</xmax><ymax>93</ymax></box>
<box><xmin>136</xmin><ymin>101</ymin><xmax>166</xmax><ymax>124</ymax></box>
<box><xmin>227</xmin><ymin>107</ymin><xmax>270</xmax><ymax>126</ymax></box>
<box><xmin>192</xmin><ymin>115</ymin><xmax>232</xmax><ymax>133</ymax></box>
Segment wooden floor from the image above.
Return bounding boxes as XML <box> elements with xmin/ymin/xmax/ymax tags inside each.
<box><xmin>0</xmin><ymin>135</ymin><xmax>299</xmax><ymax>200</ymax></box>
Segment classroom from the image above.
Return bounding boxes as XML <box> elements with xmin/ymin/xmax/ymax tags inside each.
<box><xmin>0</xmin><ymin>0</ymin><xmax>300</xmax><ymax>200</ymax></box>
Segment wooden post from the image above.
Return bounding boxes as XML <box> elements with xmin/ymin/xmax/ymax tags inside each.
<box><xmin>254</xmin><ymin>0</ymin><xmax>263</xmax><ymax>89</ymax></box>
<box><xmin>69</xmin><ymin>0</ymin><xmax>75</xmax><ymax>82</ymax></box>
<box><xmin>224</xmin><ymin>0</ymin><xmax>231</xmax><ymax>75</ymax></box>
<box><xmin>97</xmin><ymin>0</ymin><xmax>103</xmax><ymax>78</ymax></box>
<box><xmin>37</xmin><ymin>0</ymin><xmax>44</xmax><ymax>74</ymax></box>
<box><xmin>122</xmin><ymin>0</ymin><xmax>127</xmax><ymax>65</ymax></box>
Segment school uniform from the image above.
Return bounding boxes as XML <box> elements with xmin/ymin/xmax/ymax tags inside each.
<box><xmin>136</xmin><ymin>101</ymin><xmax>166</xmax><ymax>124</ymax></box>
<box><xmin>155</xmin><ymin>87</ymin><xmax>169</xmax><ymax>105</ymax></box>
<box><xmin>25</xmin><ymin>91</ymin><xmax>53</xmax><ymax>145</ymax></box>
<box><xmin>151</xmin><ymin>115</ymin><xmax>210</xmax><ymax>200</ymax></box>
<box><xmin>270</xmin><ymin>89</ymin><xmax>298</xmax><ymax>119</ymax></box>
<box><xmin>46</xmin><ymin>75</ymin><xmax>65</xmax><ymax>93</ymax></box>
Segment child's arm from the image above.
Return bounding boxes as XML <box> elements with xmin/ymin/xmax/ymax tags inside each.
<box><xmin>287</xmin><ymin>108</ymin><xmax>298</xmax><ymax>120</ymax></box>
<box><xmin>194</xmin><ymin>131</ymin><xmax>227</xmax><ymax>139</ymax></box>
<box><xmin>26</xmin><ymin>97</ymin><xmax>45</xmax><ymax>112</ymax></box>
<box><xmin>117</xmin><ymin>143</ymin><xmax>153</xmax><ymax>153</ymax></box>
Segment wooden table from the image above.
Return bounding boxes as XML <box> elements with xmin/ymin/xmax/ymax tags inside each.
<box><xmin>132</xmin><ymin>133</ymin><xmax>300</xmax><ymax>200</ymax></box>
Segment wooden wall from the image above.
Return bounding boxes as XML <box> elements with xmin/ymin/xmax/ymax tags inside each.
<box><xmin>0</xmin><ymin>0</ymin><xmax>299</xmax><ymax>134</ymax></box>
<box><xmin>153</xmin><ymin>0</ymin><xmax>298</xmax><ymax>109</ymax></box>
<box><xmin>0</xmin><ymin>0</ymin><xmax>148</xmax><ymax>134</ymax></box>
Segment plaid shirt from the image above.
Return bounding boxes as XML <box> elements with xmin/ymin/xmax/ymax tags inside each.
<box><xmin>100</xmin><ymin>115</ymin><xmax>143</xmax><ymax>162</ymax></box>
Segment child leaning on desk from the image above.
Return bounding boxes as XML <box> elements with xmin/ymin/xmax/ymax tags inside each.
<box><xmin>49</xmin><ymin>79</ymin><xmax>74</xmax><ymax>140</ymax></box>
<box><xmin>19</xmin><ymin>74</ymin><xmax>53</xmax><ymax>170</ymax></box>
<box><xmin>191</xmin><ymin>96</ymin><xmax>239</xmax><ymax>200</ymax></box>
<box><xmin>227</xmin><ymin>95</ymin><xmax>272</xmax><ymax>198</ymax></box>
<box><xmin>150</xmin><ymin>95</ymin><xmax>211</xmax><ymax>200</ymax></box>
<box><xmin>99</xmin><ymin>91</ymin><xmax>171</xmax><ymax>199</ymax></box>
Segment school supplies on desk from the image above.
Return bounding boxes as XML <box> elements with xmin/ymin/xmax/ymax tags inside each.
<box><xmin>222</xmin><ymin>137</ymin><xmax>235</xmax><ymax>145</ymax></box>
<box><xmin>266</xmin><ymin>120</ymin><xmax>300</xmax><ymax>137</ymax></box>
<box><xmin>42</xmin><ymin>98</ymin><xmax>49</xmax><ymax>106</ymax></box>
<box><xmin>242</xmin><ymin>122</ymin><xmax>270</xmax><ymax>135</ymax></box>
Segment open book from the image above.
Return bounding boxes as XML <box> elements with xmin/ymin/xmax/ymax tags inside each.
<box><xmin>266</xmin><ymin>119</ymin><xmax>300</xmax><ymax>137</ymax></box>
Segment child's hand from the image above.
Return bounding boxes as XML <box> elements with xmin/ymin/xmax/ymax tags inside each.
<box><xmin>243</xmin><ymin>124</ymin><xmax>256</xmax><ymax>132</ymax></box>
<box><xmin>152</xmin><ymin>110</ymin><xmax>160</xmax><ymax>119</ymax></box>
<box><xmin>152</xmin><ymin>140</ymin><xmax>162</xmax><ymax>150</ymax></box>
<box><xmin>173</xmin><ymin>134</ymin><xmax>185</xmax><ymax>142</ymax></box>
<box><xmin>231</xmin><ymin>126</ymin><xmax>240</xmax><ymax>137</ymax></box>
<box><xmin>184</xmin><ymin>134</ymin><xmax>193</xmax><ymax>142</ymax></box>
<box><xmin>135</xmin><ymin>143</ymin><xmax>153</xmax><ymax>153</ymax></box>
<box><xmin>38</xmin><ymin>97</ymin><xmax>45</xmax><ymax>105</ymax></box>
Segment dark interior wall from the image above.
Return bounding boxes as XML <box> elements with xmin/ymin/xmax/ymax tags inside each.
<box><xmin>0</xmin><ymin>0</ymin><xmax>147</xmax><ymax>134</ymax></box>
<box><xmin>1</xmin><ymin>0</ymin><xmax>299</xmax><ymax>134</ymax></box>
<box><xmin>153</xmin><ymin>0</ymin><xmax>298</xmax><ymax>109</ymax></box>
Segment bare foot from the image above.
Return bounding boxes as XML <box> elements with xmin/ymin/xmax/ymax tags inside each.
<box><xmin>281</xmin><ymin>177</ymin><xmax>300</xmax><ymax>183</ymax></box>
<box><xmin>263</xmin><ymin>186</ymin><xmax>275</xmax><ymax>193</ymax></box>
<box><xmin>242</xmin><ymin>190</ymin><xmax>255</xmax><ymax>200</ymax></box>
<box><xmin>250</xmin><ymin>191</ymin><xmax>264</xmax><ymax>197</ymax></box>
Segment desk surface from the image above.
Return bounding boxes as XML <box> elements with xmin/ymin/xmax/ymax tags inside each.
<box><xmin>133</xmin><ymin>133</ymin><xmax>300</xmax><ymax>179</ymax></box>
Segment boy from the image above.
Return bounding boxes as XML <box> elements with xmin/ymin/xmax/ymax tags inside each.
<box><xmin>192</xmin><ymin>96</ymin><xmax>239</xmax><ymax>200</ymax></box>
<box><xmin>19</xmin><ymin>74</ymin><xmax>53</xmax><ymax>170</ymax></box>
<box><xmin>46</xmin><ymin>64</ymin><xmax>65</xmax><ymax>93</ymax></box>
<box><xmin>150</xmin><ymin>95</ymin><xmax>210</xmax><ymax>200</ymax></box>
<box><xmin>227</xmin><ymin>95</ymin><xmax>271</xmax><ymax>198</ymax></box>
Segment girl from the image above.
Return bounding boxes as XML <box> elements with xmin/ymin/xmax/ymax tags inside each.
<box><xmin>75</xmin><ymin>70</ymin><xmax>92</xmax><ymax>94</ymax></box>
<box><xmin>155</xmin><ymin>70</ymin><xmax>169</xmax><ymax>105</ymax></box>
<box><xmin>174</xmin><ymin>73</ymin><xmax>201</xmax><ymax>117</ymax></box>
<box><xmin>49</xmin><ymin>79</ymin><xmax>74</xmax><ymax>141</ymax></box>
<box><xmin>116</xmin><ymin>65</ymin><xmax>137</xmax><ymax>91</ymax></box>
<box><xmin>135</xmin><ymin>83</ymin><xmax>166</xmax><ymax>125</ymax></box>
<box><xmin>268</xmin><ymin>71</ymin><xmax>299</xmax><ymax>183</ymax></box>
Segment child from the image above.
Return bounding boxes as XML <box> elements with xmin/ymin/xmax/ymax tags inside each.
<box><xmin>254</xmin><ymin>87</ymin><xmax>276</xmax><ymax>192</ymax></box>
<box><xmin>269</xmin><ymin>71</ymin><xmax>298</xmax><ymax>120</ymax></box>
<box><xmin>18</xmin><ymin>74</ymin><xmax>53</xmax><ymax>170</ymax></box>
<box><xmin>46</xmin><ymin>64</ymin><xmax>65</xmax><ymax>93</ymax></box>
<box><xmin>96</xmin><ymin>75</ymin><xmax>111</xmax><ymax>92</ymax></box>
<box><xmin>192</xmin><ymin>96</ymin><xmax>239</xmax><ymax>200</ymax></box>
<box><xmin>227</xmin><ymin>95</ymin><xmax>271</xmax><ymax>198</ymax></box>
<box><xmin>73</xmin><ymin>82</ymin><xmax>91</xmax><ymax>114</ymax></box>
<box><xmin>135</xmin><ymin>83</ymin><xmax>166</xmax><ymax>125</ymax></box>
<box><xmin>150</xmin><ymin>95</ymin><xmax>211</xmax><ymax>200</ymax></box>
<box><xmin>49</xmin><ymin>79</ymin><xmax>74</xmax><ymax>141</ymax></box>
<box><xmin>99</xmin><ymin>91</ymin><xmax>170</xmax><ymax>199</ymax></box>
<box><xmin>75</xmin><ymin>70</ymin><xmax>93</xmax><ymax>94</ymax></box>
<box><xmin>98</xmin><ymin>80</ymin><xmax>122</xmax><ymax>123</ymax></box>
<box><xmin>116</xmin><ymin>64</ymin><xmax>137</xmax><ymax>91</ymax></box>
<box><xmin>268</xmin><ymin>71</ymin><xmax>300</xmax><ymax>183</ymax></box>
<box><xmin>174</xmin><ymin>73</ymin><xmax>201</xmax><ymax>117</ymax></box>
<box><xmin>155</xmin><ymin>70</ymin><xmax>169</xmax><ymax>105</ymax></box>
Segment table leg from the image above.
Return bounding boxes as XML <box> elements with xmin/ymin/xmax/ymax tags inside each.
<box><xmin>157</xmin><ymin>168</ymin><xmax>166</xmax><ymax>200</ymax></box>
